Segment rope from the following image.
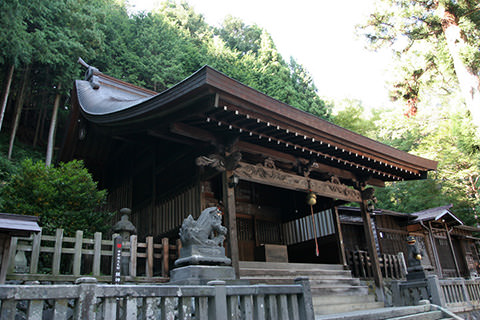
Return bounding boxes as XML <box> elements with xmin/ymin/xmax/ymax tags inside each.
<box><xmin>310</xmin><ymin>204</ymin><xmax>319</xmax><ymax>256</ymax></box>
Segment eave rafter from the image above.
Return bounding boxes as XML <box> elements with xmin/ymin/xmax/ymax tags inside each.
<box><xmin>206</xmin><ymin>115</ymin><xmax>405</xmax><ymax>181</ymax></box>
<box><xmin>201</xmin><ymin>104</ymin><xmax>426</xmax><ymax>182</ymax></box>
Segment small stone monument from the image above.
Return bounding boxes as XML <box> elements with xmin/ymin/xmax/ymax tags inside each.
<box><xmin>170</xmin><ymin>207</ymin><xmax>235</xmax><ymax>284</ymax></box>
<box><xmin>406</xmin><ymin>235</ymin><xmax>428</xmax><ymax>280</ymax></box>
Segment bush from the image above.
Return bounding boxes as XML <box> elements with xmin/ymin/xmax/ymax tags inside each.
<box><xmin>0</xmin><ymin>159</ymin><xmax>113</xmax><ymax>236</ymax></box>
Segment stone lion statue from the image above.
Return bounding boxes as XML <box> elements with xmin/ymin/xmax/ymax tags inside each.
<box><xmin>179</xmin><ymin>207</ymin><xmax>227</xmax><ymax>247</ymax></box>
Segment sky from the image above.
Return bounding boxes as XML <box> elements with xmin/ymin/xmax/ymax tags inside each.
<box><xmin>130</xmin><ymin>0</ymin><xmax>394</xmax><ymax>110</ymax></box>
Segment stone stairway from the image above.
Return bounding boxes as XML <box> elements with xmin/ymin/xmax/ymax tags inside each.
<box><xmin>238</xmin><ymin>261</ymin><xmax>384</xmax><ymax>316</ymax></box>
<box><xmin>315</xmin><ymin>301</ymin><xmax>461</xmax><ymax>320</ymax></box>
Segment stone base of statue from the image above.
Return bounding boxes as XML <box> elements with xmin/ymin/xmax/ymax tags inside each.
<box><xmin>171</xmin><ymin>244</ymin><xmax>235</xmax><ymax>284</ymax></box>
<box><xmin>406</xmin><ymin>268</ymin><xmax>428</xmax><ymax>281</ymax></box>
<box><xmin>170</xmin><ymin>207</ymin><xmax>240</xmax><ymax>285</ymax></box>
<box><xmin>174</xmin><ymin>245</ymin><xmax>232</xmax><ymax>267</ymax></box>
<box><xmin>170</xmin><ymin>265</ymin><xmax>235</xmax><ymax>285</ymax></box>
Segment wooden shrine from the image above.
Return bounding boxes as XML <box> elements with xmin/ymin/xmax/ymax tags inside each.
<box><xmin>339</xmin><ymin>205</ymin><xmax>480</xmax><ymax>279</ymax></box>
<box><xmin>0</xmin><ymin>213</ymin><xmax>40</xmax><ymax>283</ymax></box>
<box><xmin>60</xmin><ymin>65</ymin><xmax>437</xmax><ymax>293</ymax></box>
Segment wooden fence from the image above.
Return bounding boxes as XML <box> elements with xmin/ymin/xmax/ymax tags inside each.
<box><xmin>0</xmin><ymin>277</ymin><xmax>315</xmax><ymax>320</ymax></box>
<box><xmin>7</xmin><ymin>228</ymin><xmax>179</xmax><ymax>283</ymax></box>
<box><xmin>345</xmin><ymin>249</ymin><xmax>406</xmax><ymax>279</ymax></box>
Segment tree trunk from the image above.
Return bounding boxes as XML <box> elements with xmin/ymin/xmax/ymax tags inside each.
<box><xmin>0</xmin><ymin>64</ymin><xmax>15</xmax><ymax>132</ymax></box>
<box><xmin>45</xmin><ymin>84</ymin><xmax>62</xmax><ymax>167</ymax></box>
<box><xmin>7</xmin><ymin>65</ymin><xmax>30</xmax><ymax>160</ymax></box>
<box><xmin>33</xmin><ymin>103</ymin><xmax>44</xmax><ymax>148</ymax></box>
<box><xmin>33</xmin><ymin>81</ymin><xmax>49</xmax><ymax>148</ymax></box>
<box><xmin>39</xmin><ymin>96</ymin><xmax>48</xmax><ymax>145</ymax></box>
<box><xmin>440</xmin><ymin>7</ymin><xmax>480</xmax><ymax>129</ymax></box>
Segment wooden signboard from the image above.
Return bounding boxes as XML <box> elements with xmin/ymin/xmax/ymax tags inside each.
<box><xmin>234</xmin><ymin>162</ymin><xmax>362</xmax><ymax>203</ymax></box>
<box><xmin>112</xmin><ymin>236</ymin><xmax>123</xmax><ymax>284</ymax></box>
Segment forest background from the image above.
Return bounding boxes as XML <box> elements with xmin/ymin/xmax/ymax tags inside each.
<box><xmin>0</xmin><ymin>0</ymin><xmax>479</xmax><ymax>231</ymax></box>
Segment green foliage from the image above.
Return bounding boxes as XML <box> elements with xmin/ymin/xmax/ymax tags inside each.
<box><xmin>358</xmin><ymin>0</ymin><xmax>480</xmax><ymax>120</ymax></box>
<box><xmin>0</xmin><ymin>135</ymin><xmax>44</xmax><ymax>180</ymax></box>
<box><xmin>0</xmin><ymin>159</ymin><xmax>112</xmax><ymax>237</ymax></box>
<box><xmin>374</xmin><ymin>178</ymin><xmax>448</xmax><ymax>214</ymax></box>
<box><xmin>0</xmin><ymin>154</ymin><xmax>18</xmax><ymax>182</ymax></box>
<box><xmin>94</xmin><ymin>9</ymin><xmax>206</xmax><ymax>91</ymax></box>
<box><xmin>373</xmin><ymin>107</ymin><xmax>425</xmax><ymax>152</ymax></box>
<box><xmin>372</xmin><ymin>98</ymin><xmax>480</xmax><ymax>224</ymax></box>
<box><xmin>331</xmin><ymin>99</ymin><xmax>377</xmax><ymax>137</ymax></box>
<box><xmin>90</xmin><ymin>2</ymin><xmax>331</xmax><ymax>119</ymax></box>
<box><xmin>0</xmin><ymin>0</ymin><xmax>34</xmax><ymax>66</ymax></box>
<box><xmin>216</xmin><ymin>15</ymin><xmax>262</xmax><ymax>56</ymax></box>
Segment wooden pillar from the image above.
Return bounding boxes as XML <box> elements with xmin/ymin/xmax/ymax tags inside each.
<box><xmin>0</xmin><ymin>235</ymin><xmax>11</xmax><ymax>284</ymax></box>
<box><xmin>358</xmin><ymin>192</ymin><xmax>384</xmax><ymax>301</ymax></box>
<box><xmin>222</xmin><ymin>171</ymin><xmax>240</xmax><ymax>278</ymax></box>
<box><xmin>427</xmin><ymin>221</ymin><xmax>443</xmax><ymax>277</ymax></box>
<box><xmin>445</xmin><ymin>222</ymin><xmax>461</xmax><ymax>277</ymax></box>
<box><xmin>333</xmin><ymin>207</ymin><xmax>347</xmax><ymax>267</ymax></box>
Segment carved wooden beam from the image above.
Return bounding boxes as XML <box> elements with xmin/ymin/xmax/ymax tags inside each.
<box><xmin>196</xmin><ymin>151</ymin><xmax>242</xmax><ymax>172</ymax></box>
<box><xmin>234</xmin><ymin>161</ymin><xmax>362</xmax><ymax>203</ymax></box>
<box><xmin>237</xmin><ymin>141</ymin><xmax>385</xmax><ymax>187</ymax></box>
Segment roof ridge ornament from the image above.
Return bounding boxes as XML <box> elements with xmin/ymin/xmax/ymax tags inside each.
<box><xmin>78</xmin><ymin>57</ymin><xmax>100</xmax><ymax>90</ymax></box>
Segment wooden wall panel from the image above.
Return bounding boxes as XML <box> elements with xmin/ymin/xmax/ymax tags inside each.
<box><xmin>152</xmin><ymin>184</ymin><xmax>202</xmax><ymax>236</ymax></box>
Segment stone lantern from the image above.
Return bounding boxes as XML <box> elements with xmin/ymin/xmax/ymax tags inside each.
<box><xmin>112</xmin><ymin>208</ymin><xmax>136</xmax><ymax>276</ymax></box>
<box><xmin>112</xmin><ymin>208</ymin><xmax>137</xmax><ymax>240</ymax></box>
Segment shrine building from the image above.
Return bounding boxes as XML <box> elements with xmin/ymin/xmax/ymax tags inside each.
<box><xmin>60</xmin><ymin>65</ymin><xmax>438</xmax><ymax>291</ymax></box>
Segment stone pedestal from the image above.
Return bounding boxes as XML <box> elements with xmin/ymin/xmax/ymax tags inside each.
<box><xmin>174</xmin><ymin>245</ymin><xmax>231</xmax><ymax>267</ymax></box>
<box><xmin>406</xmin><ymin>269</ymin><xmax>428</xmax><ymax>281</ymax></box>
<box><xmin>170</xmin><ymin>265</ymin><xmax>235</xmax><ymax>285</ymax></box>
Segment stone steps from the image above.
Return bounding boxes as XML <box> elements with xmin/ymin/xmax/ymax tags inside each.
<box><xmin>239</xmin><ymin>261</ymin><xmax>345</xmax><ymax>271</ymax></box>
<box><xmin>241</xmin><ymin>276</ymin><xmax>360</xmax><ymax>286</ymax></box>
<box><xmin>240</xmin><ymin>267</ymin><xmax>354</xmax><ymax>278</ymax></box>
<box><xmin>240</xmin><ymin>272</ymin><xmax>361</xmax><ymax>287</ymax></box>
<box><xmin>313</xmin><ymin>293</ymin><xmax>376</xmax><ymax>305</ymax></box>
<box><xmin>388</xmin><ymin>310</ymin><xmax>443</xmax><ymax>320</ymax></box>
<box><xmin>314</xmin><ymin>303</ymin><xmax>459</xmax><ymax>320</ymax></box>
<box><xmin>311</xmin><ymin>284</ymin><xmax>369</xmax><ymax>296</ymax></box>
<box><xmin>315</xmin><ymin>300</ymin><xmax>385</xmax><ymax>315</ymax></box>
<box><xmin>239</xmin><ymin>261</ymin><xmax>382</xmax><ymax>316</ymax></box>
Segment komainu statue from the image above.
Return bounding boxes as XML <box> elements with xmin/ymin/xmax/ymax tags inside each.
<box><xmin>179</xmin><ymin>207</ymin><xmax>227</xmax><ymax>247</ymax></box>
<box><xmin>406</xmin><ymin>235</ymin><xmax>428</xmax><ymax>280</ymax></box>
<box><xmin>174</xmin><ymin>207</ymin><xmax>231</xmax><ymax>267</ymax></box>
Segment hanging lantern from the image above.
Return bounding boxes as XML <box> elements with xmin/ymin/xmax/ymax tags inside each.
<box><xmin>306</xmin><ymin>191</ymin><xmax>317</xmax><ymax>206</ymax></box>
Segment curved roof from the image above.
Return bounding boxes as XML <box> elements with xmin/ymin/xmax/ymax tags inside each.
<box><xmin>66</xmin><ymin>65</ymin><xmax>437</xmax><ymax>183</ymax></box>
